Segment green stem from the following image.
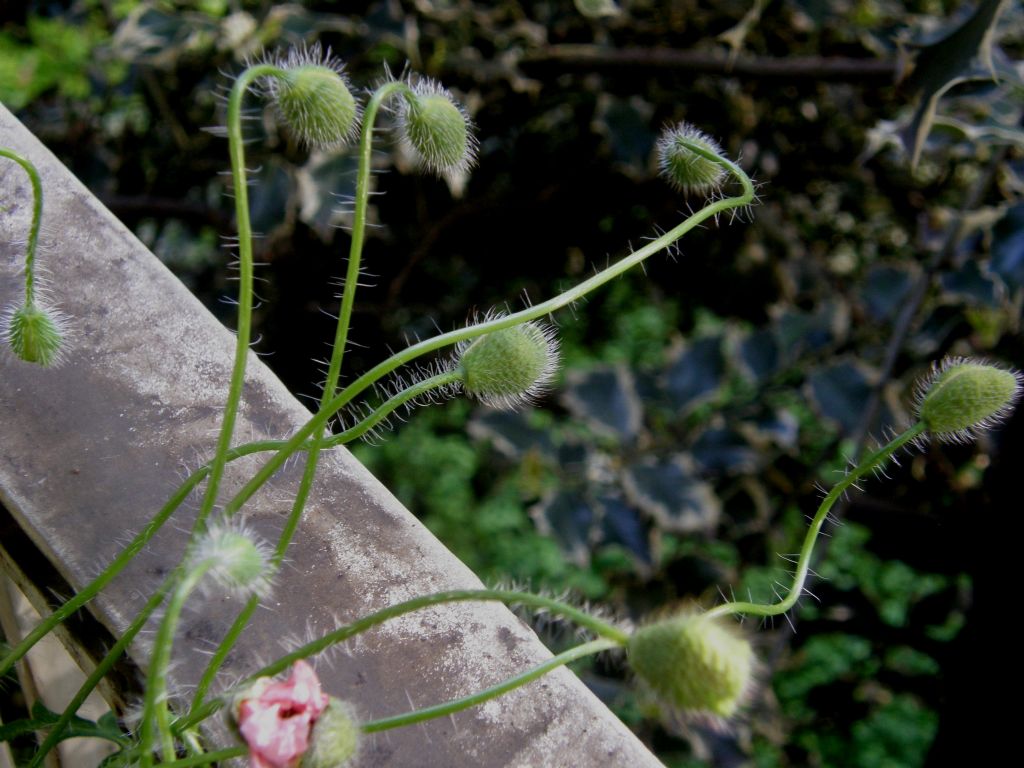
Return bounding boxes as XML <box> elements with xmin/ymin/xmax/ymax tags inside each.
<box><xmin>326</xmin><ymin>79</ymin><xmax>411</xmax><ymax>402</ymax></box>
<box><xmin>706</xmin><ymin>421</ymin><xmax>927</xmax><ymax>619</ymax></box>
<box><xmin>218</xmin><ymin>147</ymin><xmax>755</xmax><ymax>521</ymax></box>
<box><xmin>0</xmin><ymin>367</ymin><xmax>451</xmax><ymax>682</ymax></box>
<box><xmin>361</xmin><ymin>638</ymin><xmax>619</xmax><ymax>732</ymax></box>
<box><xmin>154</xmin><ymin>747</ymin><xmax>247</xmax><ymax>768</ymax></box>
<box><xmin>139</xmin><ymin>565</ymin><xmax>212</xmax><ymax>768</ymax></box>
<box><xmin>21</xmin><ymin>141</ymin><xmax>751</xmax><ymax>758</ymax></box>
<box><xmin>0</xmin><ymin>147</ymin><xmax>43</xmax><ymax>304</ymax></box>
<box><xmin>178</xmin><ymin>588</ymin><xmax>629</xmax><ymax>731</ymax></box>
<box><xmin>0</xmin><ymin>440</ymin><xmax>276</xmax><ymax>679</ymax></box>
<box><xmin>27</xmin><ymin>581</ymin><xmax>173</xmax><ymax>768</ymax></box>
<box><xmin>187</xmin><ymin>370</ymin><xmax>462</xmax><ymax>713</ymax></box>
<box><xmin>259</xmin><ymin>589</ymin><xmax>630</xmax><ymax>674</ymax></box>
<box><xmin>272</xmin><ymin>82</ymin><xmax>414</xmax><ymax>547</ymax></box>
<box><xmin>193</xmin><ymin>63</ymin><xmax>285</xmax><ymax>536</ymax></box>
<box><xmin>187</xmin><ymin>79</ymin><xmax>415</xmax><ymax>714</ymax></box>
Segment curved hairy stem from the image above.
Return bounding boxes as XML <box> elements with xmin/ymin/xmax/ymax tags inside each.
<box><xmin>706</xmin><ymin>421</ymin><xmax>927</xmax><ymax>620</ymax></box>
<box><xmin>188</xmin><ymin>79</ymin><xmax>418</xmax><ymax>713</ymax></box>
<box><xmin>178</xmin><ymin>588</ymin><xmax>629</xmax><ymax>731</ymax></box>
<box><xmin>0</xmin><ymin>147</ymin><xmax>43</xmax><ymax>303</ymax></box>
<box><xmin>218</xmin><ymin>146</ymin><xmax>755</xmax><ymax>521</ymax></box>
<box><xmin>20</xmin><ymin>140</ymin><xmax>753</xmax><ymax>760</ymax></box>
<box><xmin>188</xmin><ymin>369</ymin><xmax>462</xmax><ymax>713</ymax></box>
<box><xmin>0</xmin><ymin>370</ymin><xmax>454</xmax><ymax>681</ymax></box>
<box><xmin>193</xmin><ymin>63</ymin><xmax>284</xmax><ymax>535</ymax></box>
<box><xmin>139</xmin><ymin>564</ymin><xmax>212</xmax><ymax>768</ymax></box>
<box><xmin>361</xmin><ymin>638</ymin><xmax>620</xmax><ymax>732</ymax></box>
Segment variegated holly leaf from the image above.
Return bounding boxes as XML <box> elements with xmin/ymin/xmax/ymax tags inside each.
<box><xmin>899</xmin><ymin>0</ymin><xmax>1012</xmax><ymax>169</ymax></box>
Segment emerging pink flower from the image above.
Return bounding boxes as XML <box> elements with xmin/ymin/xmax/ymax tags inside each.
<box><xmin>236</xmin><ymin>661</ymin><xmax>329</xmax><ymax>768</ymax></box>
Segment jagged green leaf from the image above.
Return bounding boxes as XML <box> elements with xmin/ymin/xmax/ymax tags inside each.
<box><xmin>860</xmin><ymin>264</ymin><xmax>917</xmax><ymax>321</ymax></box>
<box><xmin>561</xmin><ymin>365</ymin><xmax>643</xmax><ymax>441</ymax></box>
<box><xmin>621</xmin><ymin>456</ymin><xmax>720</xmax><ymax>534</ymax></box>
<box><xmin>900</xmin><ymin>0</ymin><xmax>1011</xmax><ymax>168</ymax></box>
<box><xmin>596</xmin><ymin>495</ymin><xmax>652</xmax><ymax>566</ymax></box>
<box><xmin>467</xmin><ymin>410</ymin><xmax>556</xmax><ymax>460</ymax></box>
<box><xmin>112</xmin><ymin>4</ymin><xmax>219</xmax><ymax>68</ymax></box>
<box><xmin>939</xmin><ymin>259</ymin><xmax>1001</xmax><ymax>306</ymax></box>
<box><xmin>531</xmin><ymin>490</ymin><xmax>594</xmax><ymax>565</ymax></box>
<box><xmin>691</xmin><ymin>426</ymin><xmax>758</xmax><ymax>475</ymax></box>
<box><xmin>741</xmin><ymin>409</ymin><xmax>800</xmax><ymax>450</ymax></box>
<box><xmin>991</xmin><ymin>202</ymin><xmax>1024</xmax><ymax>289</ymax></box>
<box><xmin>774</xmin><ymin>302</ymin><xmax>848</xmax><ymax>362</ymax></box>
<box><xmin>738</xmin><ymin>327</ymin><xmax>780</xmax><ymax>382</ymax></box>
<box><xmin>807</xmin><ymin>360</ymin><xmax>875</xmax><ymax>434</ymax></box>
<box><xmin>663</xmin><ymin>336</ymin><xmax>724</xmax><ymax>411</ymax></box>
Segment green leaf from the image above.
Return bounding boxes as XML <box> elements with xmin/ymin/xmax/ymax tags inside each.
<box><xmin>0</xmin><ymin>703</ymin><xmax>126</xmax><ymax>746</ymax></box>
<box><xmin>807</xmin><ymin>359</ymin><xmax>877</xmax><ymax>435</ymax></box>
<box><xmin>991</xmin><ymin>202</ymin><xmax>1024</xmax><ymax>290</ymax></box>
<box><xmin>900</xmin><ymin>0</ymin><xmax>1011</xmax><ymax>168</ymax></box>
<box><xmin>778</xmin><ymin>633</ymin><xmax>875</xmax><ymax>699</ymax></box>
<box><xmin>561</xmin><ymin>365</ymin><xmax>643</xmax><ymax>442</ymax></box>
<box><xmin>621</xmin><ymin>455</ymin><xmax>721</xmax><ymax>534</ymax></box>
<box><xmin>851</xmin><ymin>694</ymin><xmax>938</xmax><ymax>768</ymax></box>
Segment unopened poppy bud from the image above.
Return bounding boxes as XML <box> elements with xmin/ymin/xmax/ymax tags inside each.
<box><xmin>397</xmin><ymin>78</ymin><xmax>477</xmax><ymax>177</ymax></box>
<box><xmin>657</xmin><ymin>122</ymin><xmax>728</xmax><ymax>197</ymax></box>
<box><xmin>915</xmin><ymin>357</ymin><xmax>1022</xmax><ymax>443</ymax></box>
<box><xmin>302</xmin><ymin>697</ymin><xmax>360</xmax><ymax>768</ymax></box>
<box><xmin>193</xmin><ymin>524</ymin><xmax>273</xmax><ymax>597</ymax></box>
<box><xmin>628</xmin><ymin>611</ymin><xmax>754</xmax><ymax>719</ymax></box>
<box><xmin>266</xmin><ymin>45</ymin><xmax>360</xmax><ymax>148</ymax></box>
<box><xmin>3</xmin><ymin>301</ymin><xmax>67</xmax><ymax>367</ymax></box>
<box><xmin>456</xmin><ymin>320</ymin><xmax>559</xmax><ymax>410</ymax></box>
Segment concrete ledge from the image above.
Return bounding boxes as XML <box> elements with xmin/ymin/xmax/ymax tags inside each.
<box><xmin>0</xmin><ymin>103</ymin><xmax>663</xmax><ymax>767</ymax></box>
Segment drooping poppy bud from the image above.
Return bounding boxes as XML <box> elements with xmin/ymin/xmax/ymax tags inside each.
<box><xmin>628</xmin><ymin>611</ymin><xmax>754</xmax><ymax>720</ymax></box>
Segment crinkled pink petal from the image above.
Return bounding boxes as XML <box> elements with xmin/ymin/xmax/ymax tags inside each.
<box><xmin>239</xmin><ymin>701</ymin><xmax>312</xmax><ymax>766</ymax></box>
<box><xmin>236</xmin><ymin>661</ymin><xmax>329</xmax><ymax>768</ymax></box>
<box><xmin>258</xmin><ymin>660</ymin><xmax>328</xmax><ymax>715</ymax></box>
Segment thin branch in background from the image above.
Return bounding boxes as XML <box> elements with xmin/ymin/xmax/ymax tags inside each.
<box><xmin>516</xmin><ymin>46</ymin><xmax>898</xmax><ymax>83</ymax></box>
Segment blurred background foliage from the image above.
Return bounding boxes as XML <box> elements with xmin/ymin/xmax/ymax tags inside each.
<box><xmin>1</xmin><ymin>1</ymin><xmax>1022</xmax><ymax>766</ymax></box>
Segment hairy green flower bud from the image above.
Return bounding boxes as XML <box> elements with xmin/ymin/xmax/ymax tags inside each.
<box><xmin>266</xmin><ymin>45</ymin><xmax>360</xmax><ymax>148</ymax></box>
<box><xmin>628</xmin><ymin>611</ymin><xmax>754</xmax><ymax>719</ymax></box>
<box><xmin>3</xmin><ymin>301</ymin><xmax>67</xmax><ymax>367</ymax></box>
<box><xmin>302</xmin><ymin>698</ymin><xmax>359</xmax><ymax>768</ymax></box>
<box><xmin>456</xmin><ymin>319</ymin><xmax>559</xmax><ymax>410</ymax></box>
<box><xmin>657</xmin><ymin>123</ymin><xmax>728</xmax><ymax>197</ymax></box>
<box><xmin>397</xmin><ymin>78</ymin><xmax>477</xmax><ymax>177</ymax></box>
<box><xmin>193</xmin><ymin>524</ymin><xmax>273</xmax><ymax>597</ymax></box>
<box><xmin>915</xmin><ymin>357</ymin><xmax>1022</xmax><ymax>443</ymax></box>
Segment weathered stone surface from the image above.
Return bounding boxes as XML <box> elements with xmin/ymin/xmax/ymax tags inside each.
<box><xmin>0</xmin><ymin>103</ymin><xmax>663</xmax><ymax>767</ymax></box>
